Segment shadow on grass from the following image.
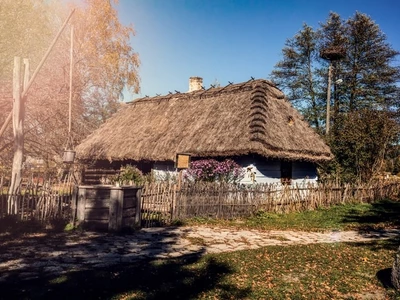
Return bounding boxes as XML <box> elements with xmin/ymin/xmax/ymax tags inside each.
<box><xmin>376</xmin><ymin>268</ymin><xmax>393</xmax><ymax>289</ymax></box>
<box><xmin>375</xmin><ymin>267</ymin><xmax>400</xmax><ymax>299</ymax></box>
<box><xmin>343</xmin><ymin>199</ymin><xmax>400</xmax><ymax>231</ymax></box>
<box><xmin>0</xmin><ymin>219</ymin><xmax>250</xmax><ymax>300</ymax></box>
<box><xmin>1</xmin><ymin>254</ymin><xmax>250</xmax><ymax>300</ymax></box>
<box><xmin>344</xmin><ymin>241</ymin><xmax>400</xmax><ymax>297</ymax></box>
<box><xmin>342</xmin><ymin>200</ymin><xmax>400</xmax><ymax>251</ymax></box>
<box><xmin>0</xmin><ymin>215</ymin><xmax>69</xmax><ymax>237</ymax></box>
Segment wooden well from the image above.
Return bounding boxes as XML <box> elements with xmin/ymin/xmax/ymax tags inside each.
<box><xmin>73</xmin><ymin>185</ymin><xmax>142</xmax><ymax>232</ymax></box>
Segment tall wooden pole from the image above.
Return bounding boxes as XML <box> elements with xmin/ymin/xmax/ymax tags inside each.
<box><xmin>326</xmin><ymin>62</ymin><xmax>333</xmax><ymax>134</ymax></box>
<box><xmin>23</xmin><ymin>59</ymin><xmax>30</xmax><ymax>92</ymax></box>
<box><xmin>8</xmin><ymin>57</ymin><xmax>26</xmax><ymax>214</ymax></box>
<box><xmin>69</xmin><ymin>25</ymin><xmax>74</xmax><ymax>135</ymax></box>
<box><xmin>9</xmin><ymin>57</ymin><xmax>22</xmax><ymax>204</ymax></box>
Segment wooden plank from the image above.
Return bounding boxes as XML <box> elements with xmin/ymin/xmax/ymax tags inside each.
<box><xmin>108</xmin><ymin>188</ymin><xmax>122</xmax><ymax>231</ymax></box>
<box><xmin>85</xmin><ymin>169</ymin><xmax>118</xmax><ymax>174</ymax></box>
<box><xmin>85</xmin><ymin>198</ymin><xmax>110</xmax><ymax>209</ymax></box>
<box><xmin>123</xmin><ymin>196</ymin><xmax>135</xmax><ymax>209</ymax></box>
<box><xmin>77</xmin><ymin>187</ymin><xmax>86</xmax><ymax>222</ymax></box>
<box><xmin>83</xmin><ymin>169</ymin><xmax>119</xmax><ymax>184</ymax></box>
<box><xmin>122</xmin><ymin>215</ymin><xmax>136</xmax><ymax>228</ymax></box>
<box><xmin>85</xmin><ymin>219</ymin><xmax>108</xmax><ymax>224</ymax></box>
<box><xmin>135</xmin><ymin>188</ymin><xmax>142</xmax><ymax>226</ymax></box>
<box><xmin>123</xmin><ymin>188</ymin><xmax>137</xmax><ymax>197</ymax></box>
<box><xmin>123</xmin><ymin>187</ymin><xmax>139</xmax><ymax>208</ymax></box>
<box><xmin>84</xmin><ymin>207</ymin><xmax>109</xmax><ymax>220</ymax></box>
<box><xmin>84</xmin><ymin>188</ymin><xmax>110</xmax><ymax>200</ymax></box>
<box><xmin>71</xmin><ymin>186</ymin><xmax>78</xmax><ymax>225</ymax></box>
<box><xmin>122</xmin><ymin>207</ymin><xmax>136</xmax><ymax>218</ymax></box>
<box><xmin>84</xmin><ymin>220</ymin><xmax>108</xmax><ymax>231</ymax></box>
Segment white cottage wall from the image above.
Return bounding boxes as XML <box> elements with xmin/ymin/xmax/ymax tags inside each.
<box><xmin>237</xmin><ymin>157</ymin><xmax>318</xmax><ymax>186</ymax></box>
<box><xmin>238</xmin><ymin>157</ymin><xmax>281</xmax><ymax>184</ymax></box>
<box><xmin>150</xmin><ymin>157</ymin><xmax>319</xmax><ymax>186</ymax></box>
<box><xmin>152</xmin><ymin>162</ymin><xmax>177</xmax><ymax>182</ymax></box>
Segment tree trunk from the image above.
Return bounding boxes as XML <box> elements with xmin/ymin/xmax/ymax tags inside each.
<box><xmin>392</xmin><ymin>245</ymin><xmax>400</xmax><ymax>290</ymax></box>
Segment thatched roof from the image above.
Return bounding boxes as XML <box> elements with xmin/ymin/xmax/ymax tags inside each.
<box><xmin>76</xmin><ymin>79</ymin><xmax>332</xmax><ymax>163</ymax></box>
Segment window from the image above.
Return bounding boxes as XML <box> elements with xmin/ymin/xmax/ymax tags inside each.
<box><xmin>281</xmin><ymin>161</ymin><xmax>292</xmax><ymax>185</ymax></box>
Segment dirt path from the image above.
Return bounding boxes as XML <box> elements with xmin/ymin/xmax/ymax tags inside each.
<box><xmin>0</xmin><ymin>226</ymin><xmax>398</xmax><ymax>282</ymax></box>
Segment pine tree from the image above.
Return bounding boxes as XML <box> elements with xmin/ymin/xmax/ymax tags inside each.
<box><xmin>344</xmin><ymin>12</ymin><xmax>400</xmax><ymax>112</ymax></box>
<box><xmin>271</xmin><ymin>24</ymin><xmax>324</xmax><ymax>130</ymax></box>
<box><xmin>270</xmin><ymin>12</ymin><xmax>400</xmax><ymax>181</ymax></box>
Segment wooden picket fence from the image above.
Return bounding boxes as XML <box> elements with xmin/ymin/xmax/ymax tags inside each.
<box><xmin>141</xmin><ymin>182</ymin><xmax>177</xmax><ymax>228</ymax></box>
<box><xmin>0</xmin><ymin>174</ymin><xmax>75</xmax><ymax>222</ymax></box>
<box><xmin>140</xmin><ymin>180</ymin><xmax>400</xmax><ymax>227</ymax></box>
<box><xmin>2</xmin><ymin>175</ymin><xmax>400</xmax><ymax>227</ymax></box>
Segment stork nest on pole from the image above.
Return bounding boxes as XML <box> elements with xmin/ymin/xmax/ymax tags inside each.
<box><xmin>320</xmin><ymin>46</ymin><xmax>346</xmax><ymax>61</ymax></box>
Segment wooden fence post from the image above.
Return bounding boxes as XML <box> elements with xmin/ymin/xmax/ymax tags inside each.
<box><xmin>171</xmin><ymin>184</ymin><xmax>177</xmax><ymax>221</ymax></box>
<box><xmin>109</xmin><ymin>188</ymin><xmax>123</xmax><ymax>231</ymax></box>
<box><xmin>71</xmin><ymin>185</ymin><xmax>78</xmax><ymax>226</ymax></box>
<box><xmin>77</xmin><ymin>187</ymin><xmax>86</xmax><ymax>224</ymax></box>
<box><xmin>135</xmin><ymin>187</ymin><xmax>142</xmax><ymax>227</ymax></box>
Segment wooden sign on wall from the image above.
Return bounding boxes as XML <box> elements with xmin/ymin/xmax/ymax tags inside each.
<box><xmin>176</xmin><ymin>153</ymin><xmax>191</xmax><ymax>169</ymax></box>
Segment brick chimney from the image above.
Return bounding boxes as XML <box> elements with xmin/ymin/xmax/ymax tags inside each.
<box><xmin>189</xmin><ymin>76</ymin><xmax>203</xmax><ymax>92</ymax></box>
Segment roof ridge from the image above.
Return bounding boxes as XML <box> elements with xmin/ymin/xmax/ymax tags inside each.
<box><xmin>130</xmin><ymin>79</ymin><xmax>276</xmax><ymax>105</ymax></box>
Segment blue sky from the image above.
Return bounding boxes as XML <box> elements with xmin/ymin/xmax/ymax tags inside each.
<box><xmin>117</xmin><ymin>0</ymin><xmax>400</xmax><ymax>100</ymax></box>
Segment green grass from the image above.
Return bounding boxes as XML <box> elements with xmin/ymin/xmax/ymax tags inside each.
<box><xmin>183</xmin><ymin>199</ymin><xmax>400</xmax><ymax>232</ymax></box>
<box><xmin>3</xmin><ymin>239</ymin><xmax>398</xmax><ymax>299</ymax></box>
<box><xmin>209</xmin><ymin>240</ymin><xmax>398</xmax><ymax>299</ymax></box>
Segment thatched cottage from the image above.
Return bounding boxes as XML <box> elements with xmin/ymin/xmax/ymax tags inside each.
<box><xmin>75</xmin><ymin>78</ymin><xmax>332</xmax><ymax>185</ymax></box>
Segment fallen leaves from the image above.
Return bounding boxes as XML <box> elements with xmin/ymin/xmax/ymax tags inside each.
<box><xmin>210</xmin><ymin>241</ymin><xmax>397</xmax><ymax>298</ymax></box>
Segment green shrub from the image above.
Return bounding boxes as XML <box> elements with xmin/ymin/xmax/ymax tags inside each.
<box><xmin>110</xmin><ymin>165</ymin><xmax>144</xmax><ymax>186</ymax></box>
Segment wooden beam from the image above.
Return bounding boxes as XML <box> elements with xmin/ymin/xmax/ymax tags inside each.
<box><xmin>8</xmin><ymin>57</ymin><xmax>23</xmax><ymax>214</ymax></box>
<box><xmin>69</xmin><ymin>25</ymin><xmax>74</xmax><ymax>134</ymax></box>
<box><xmin>109</xmin><ymin>188</ymin><xmax>123</xmax><ymax>231</ymax></box>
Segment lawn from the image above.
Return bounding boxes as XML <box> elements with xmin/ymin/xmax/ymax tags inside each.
<box><xmin>183</xmin><ymin>199</ymin><xmax>400</xmax><ymax>232</ymax></box>
<box><xmin>2</xmin><ymin>240</ymin><xmax>398</xmax><ymax>299</ymax></box>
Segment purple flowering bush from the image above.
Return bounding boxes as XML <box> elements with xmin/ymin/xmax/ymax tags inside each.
<box><xmin>185</xmin><ymin>159</ymin><xmax>245</xmax><ymax>183</ymax></box>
